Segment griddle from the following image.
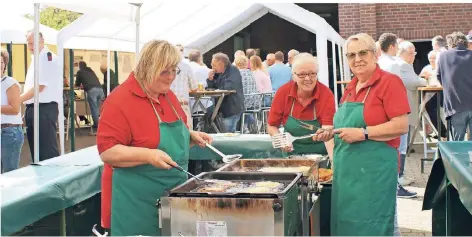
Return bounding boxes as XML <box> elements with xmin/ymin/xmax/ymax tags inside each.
<box><xmin>168</xmin><ymin>172</ymin><xmax>302</xmax><ymax>198</ymax></box>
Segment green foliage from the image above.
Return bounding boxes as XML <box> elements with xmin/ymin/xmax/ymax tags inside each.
<box><xmin>25</xmin><ymin>7</ymin><xmax>82</xmax><ymax>30</ymax></box>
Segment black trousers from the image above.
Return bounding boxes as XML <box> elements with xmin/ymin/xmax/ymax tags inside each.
<box><xmin>25</xmin><ymin>102</ymin><xmax>60</xmax><ymax>162</ymax></box>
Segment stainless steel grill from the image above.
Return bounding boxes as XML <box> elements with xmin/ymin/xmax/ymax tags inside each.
<box><xmin>158</xmin><ymin>172</ymin><xmax>305</xmax><ymax>236</ymax></box>
<box><xmin>216</xmin><ymin>158</ymin><xmax>325</xmax><ymax>236</ymax></box>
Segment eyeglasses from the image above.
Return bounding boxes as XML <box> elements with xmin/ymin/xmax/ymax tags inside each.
<box><xmin>160</xmin><ymin>67</ymin><xmax>181</xmax><ymax>77</ymax></box>
<box><xmin>346</xmin><ymin>49</ymin><xmax>373</xmax><ymax>60</ymax></box>
<box><xmin>294</xmin><ymin>72</ymin><xmax>318</xmax><ymax>78</ymax></box>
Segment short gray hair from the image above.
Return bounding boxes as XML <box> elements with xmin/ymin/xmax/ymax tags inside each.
<box><xmin>288</xmin><ymin>49</ymin><xmax>299</xmax><ymax>57</ymax></box>
<box><xmin>427</xmin><ymin>50</ymin><xmax>438</xmax><ymax>60</ymax></box>
<box><xmin>212</xmin><ymin>52</ymin><xmax>230</xmax><ymax>66</ymax></box>
<box><xmin>344</xmin><ymin>33</ymin><xmax>376</xmax><ymax>53</ymax></box>
<box><xmin>292</xmin><ymin>53</ymin><xmax>318</xmax><ymax>72</ymax></box>
<box><xmin>397</xmin><ymin>41</ymin><xmax>415</xmax><ymax>56</ymax></box>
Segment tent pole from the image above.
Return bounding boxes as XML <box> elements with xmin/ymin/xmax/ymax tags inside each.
<box><xmin>107</xmin><ymin>42</ymin><xmax>111</xmax><ymax>96</ymax></box>
<box><xmin>69</xmin><ymin>49</ymin><xmax>75</xmax><ymax>151</ymax></box>
<box><xmin>33</xmin><ymin>3</ymin><xmax>40</xmax><ymax>163</ymax></box>
<box><xmin>114</xmin><ymin>51</ymin><xmax>119</xmax><ymax>83</ymax></box>
<box><xmin>331</xmin><ymin>42</ymin><xmax>338</xmax><ymax>109</ymax></box>
<box><xmin>135</xmin><ymin>4</ymin><xmax>141</xmax><ymax>57</ymax></box>
<box><xmin>7</xmin><ymin>42</ymin><xmax>13</xmax><ymax>77</ymax></box>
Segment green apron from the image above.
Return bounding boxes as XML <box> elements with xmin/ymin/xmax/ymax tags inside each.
<box><xmin>111</xmin><ymin>96</ymin><xmax>190</xmax><ymax>236</ymax></box>
<box><xmin>283</xmin><ymin>98</ymin><xmax>327</xmax><ymax>156</ymax></box>
<box><xmin>331</xmin><ymin>87</ymin><xmax>397</xmax><ymax>236</ymax></box>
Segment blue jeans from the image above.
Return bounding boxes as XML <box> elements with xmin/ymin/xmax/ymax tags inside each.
<box><xmin>244</xmin><ymin>114</ymin><xmax>255</xmax><ymax>126</ymax></box>
<box><xmin>86</xmin><ymin>87</ymin><xmax>105</xmax><ymax>129</ymax></box>
<box><xmin>398</xmin><ymin>132</ymin><xmax>408</xmax><ymax>155</ymax></box>
<box><xmin>1</xmin><ymin>126</ymin><xmax>24</xmax><ymax>173</ymax></box>
<box><xmin>450</xmin><ymin>110</ymin><xmax>472</xmax><ymax>141</ymax></box>
<box><xmin>223</xmin><ymin>113</ymin><xmax>242</xmax><ymax>133</ymax></box>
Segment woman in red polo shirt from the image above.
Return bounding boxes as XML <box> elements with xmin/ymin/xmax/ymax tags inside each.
<box><xmin>317</xmin><ymin>33</ymin><xmax>410</xmax><ymax>236</ymax></box>
<box><xmin>96</xmin><ymin>40</ymin><xmax>212</xmax><ymax>236</ymax></box>
<box><xmin>267</xmin><ymin>53</ymin><xmax>335</xmax><ymax>157</ymax></box>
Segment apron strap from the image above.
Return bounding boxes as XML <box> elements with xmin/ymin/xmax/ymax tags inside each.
<box><xmin>164</xmin><ymin>95</ymin><xmax>182</xmax><ymax>120</ymax></box>
<box><xmin>148</xmin><ymin>95</ymin><xmax>183</xmax><ymax>123</ymax></box>
<box><xmin>290</xmin><ymin>98</ymin><xmax>317</xmax><ymax>120</ymax></box>
<box><xmin>148</xmin><ymin>99</ymin><xmax>163</xmax><ymax>123</ymax></box>
<box><xmin>138</xmin><ymin>80</ymin><xmax>182</xmax><ymax>122</ymax></box>
<box><xmin>342</xmin><ymin>86</ymin><xmax>372</xmax><ymax>105</ymax></box>
<box><xmin>362</xmin><ymin>87</ymin><xmax>372</xmax><ymax>104</ymax></box>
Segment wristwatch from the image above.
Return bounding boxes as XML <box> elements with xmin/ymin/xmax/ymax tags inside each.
<box><xmin>362</xmin><ymin>127</ymin><xmax>369</xmax><ymax>140</ymax></box>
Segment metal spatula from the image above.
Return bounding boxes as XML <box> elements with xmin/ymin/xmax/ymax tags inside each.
<box><xmin>272</xmin><ymin>132</ymin><xmax>316</xmax><ymax>149</ymax></box>
<box><xmin>205</xmin><ymin>142</ymin><xmax>243</xmax><ymax>163</ymax></box>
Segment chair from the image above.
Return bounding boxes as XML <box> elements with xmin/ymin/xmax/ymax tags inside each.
<box><xmin>259</xmin><ymin>92</ymin><xmax>275</xmax><ymax>134</ymax></box>
<box><xmin>240</xmin><ymin>93</ymin><xmax>263</xmax><ymax>134</ymax></box>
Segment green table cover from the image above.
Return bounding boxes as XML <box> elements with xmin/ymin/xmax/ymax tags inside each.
<box><xmin>1</xmin><ymin>147</ymin><xmax>103</xmax><ymax>236</ymax></box>
<box><xmin>1</xmin><ymin>134</ymin><xmax>280</xmax><ymax>235</ymax></box>
<box><xmin>189</xmin><ymin>134</ymin><xmax>283</xmax><ymax>159</ymax></box>
<box><xmin>423</xmin><ymin>141</ymin><xmax>472</xmax><ymax>215</ymax></box>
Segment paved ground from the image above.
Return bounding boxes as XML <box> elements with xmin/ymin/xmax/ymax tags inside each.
<box><xmin>18</xmin><ymin>128</ymin><xmax>435</xmax><ymax>236</ymax></box>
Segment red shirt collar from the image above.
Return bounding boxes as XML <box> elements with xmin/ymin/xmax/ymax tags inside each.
<box><xmin>346</xmin><ymin>65</ymin><xmax>382</xmax><ymax>90</ymax></box>
<box><xmin>288</xmin><ymin>80</ymin><xmax>321</xmax><ymax>102</ymax></box>
<box><xmin>127</xmin><ymin>72</ymin><xmax>147</xmax><ymax>98</ymax></box>
<box><xmin>127</xmin><ymin>72</ymin><xmax>166</xmax><ymax>103</ymax></box>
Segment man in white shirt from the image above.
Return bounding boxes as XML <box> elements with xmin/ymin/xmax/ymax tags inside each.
<box><xmin>377</xmin><ymin>33</ymin><xmax>418</xmax><ymax>197</ymax></box>
<box><xmin>20</xmin><ymin>31</ymin><xmax>61</xmax><ymax>161</ymax></box>
<box><xmin>377</xmin><ymin>33</ymin><xmax>401</xmax><ymax>76</ymax></box>
<box><xmin>188</xmin><ymin>50</ymin><xmax>213</xmax><ymax>113</ymax></box>
<box><xmin>170</xmin><ymin>45</ymin><xmax>198</xmax><ymax>129</ymax></box>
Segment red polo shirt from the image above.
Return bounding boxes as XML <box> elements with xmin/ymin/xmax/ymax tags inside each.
<box><xmin>268</xmin><ymin>80</ymin><xmax>335</xmax><ymax>127</ymax></box>
<box><xmin>341</xmin><ymin>65</ymin><xmax>410</xmax><ymax>149</ymax></box>
<box><xmin>97</xmin><ymin>72</ymin><xmax>187</xmax><ymax>228</ymax></box>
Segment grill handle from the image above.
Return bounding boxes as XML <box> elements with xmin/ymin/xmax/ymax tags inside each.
<box><xmin>157</xmin><ymin>199</ymin><xmax>162</xmax><ymax>229</ymax></box>
<box><xmin>272</xmin><ymin>202</ymin><xmax>283</xmax><ymax>212</ymax></box>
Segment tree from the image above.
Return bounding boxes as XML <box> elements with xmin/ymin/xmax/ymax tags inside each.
<box><xmin>25</xmin><ymin>7</ymin><xmax>82</xmax><ymax>30</ymax></box>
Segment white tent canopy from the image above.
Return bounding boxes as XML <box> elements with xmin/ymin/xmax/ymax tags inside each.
<box><xmin>0</xmin><ymin>13</ymin><xmax>58</xmax><ymax>44</ymax></box>
<box><xmin>52</xmin><ymin>2</ymin><xmax>346</xmax><ymax>53</ymax></box>
<box><xmin>47</xmin><ymin>2</ymin><xmax>349</xmax><ymax>154</ymax></box>
<box><xmin>54</xmin><ymin>2</ymin><xmax>347</xmax><ymax>82</ymax></box>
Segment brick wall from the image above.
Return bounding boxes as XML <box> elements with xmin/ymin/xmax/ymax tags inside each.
<box><xmin>339</xmin><ymin>3</ymin><xmax>472</xmax><ymax>40</ymax></box>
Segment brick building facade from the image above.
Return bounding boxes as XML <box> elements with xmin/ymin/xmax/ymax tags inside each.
<box><xmin>339</xmin><ymin>3</ymin><xmax>472</xmax><ymax>40</ymax></box>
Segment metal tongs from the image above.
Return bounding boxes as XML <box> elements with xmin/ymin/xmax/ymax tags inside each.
<box><xmin>173</xmin><ymin>165</ymin><xmax>218</xmax><ymax>183</ymax></box>
<box><xmin>205</xmin><ymin>142</ymin><xmax>242</xmax><ymax>163</ymax></box>
<box><xmin>297</xmin><ymin>120</ymin><xmax>322</xmax><ymax>132</ymax></box>
<box><xmin>173</xmin><ymin>165</ymin><xmax>204</xmax><ymax>181</ymax></box>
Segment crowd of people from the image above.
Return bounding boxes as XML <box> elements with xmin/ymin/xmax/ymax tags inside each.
<box><xmin>1</xmin><ymin>23</ymin><xmax>472</xmax><ymax>236</ymax></box>
<box><xmin>93</xmin><ymin>30</ymin><xmax>471</xmax><ymax>235</ymax></box>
